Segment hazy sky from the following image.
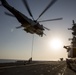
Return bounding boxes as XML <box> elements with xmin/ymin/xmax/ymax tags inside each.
<box><xmin>0</xmin><ymin>0</ymin><xmax>76</xmax><ymax>61</ymax></box>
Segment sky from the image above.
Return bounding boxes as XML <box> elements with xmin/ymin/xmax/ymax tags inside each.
<box><xmin>0</xmin><ymin>0</ymin><xmax>76</xmax><ymax>61</ymax></box>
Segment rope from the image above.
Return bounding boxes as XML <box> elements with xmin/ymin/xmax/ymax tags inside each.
<box><xmin>31</xmin><ymin>34</ymin><xmax>34</xmax><ymax>58</ymax></box>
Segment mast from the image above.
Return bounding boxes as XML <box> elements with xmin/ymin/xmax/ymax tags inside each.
<box><xmin>64</xmin><ymin>20</ymin><xmax>76</xmax><ymax>58</ymax></box>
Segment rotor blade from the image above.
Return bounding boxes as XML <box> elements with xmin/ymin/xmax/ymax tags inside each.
<box><xmin>38</xmin><ymin>18</ymin><xmax>63</xmax><ymax>22</ymax></box>
<box><xmin>16</xmin><ymin>26</ymin><xmax>22</xmax><ymax>29</ymax></box>
<box><xmin>22</xmin><ymin>0</ymin><xmax>34</xmax><ymax>20</ymax></box>
<box><xmin>0</xmin><ymin>1</ymin><xmax>2</xmax><ymax>6</ymax></box>
<box><xmin>0</xmin><ymin>4</ymin><xmax>2</xmax><ymax>6</ymax></box>
<box><xmin>43</xmin><ymin>26</ymin><xmax>50</xmax><ymax>30</ymax></box>
<box><xmin>37</xmin><ymin>0</ymin><xmax>57</xmax><ymax>20</ymax></box>
<box><xmin>0</xmin><ymin>3</ymin><xmax>2</xmax><ymax>6</ymax></box>
<box><xmin>5</xmin><ymin>12</ymin><xmax>15</xmax><ymax>17</ymax></box>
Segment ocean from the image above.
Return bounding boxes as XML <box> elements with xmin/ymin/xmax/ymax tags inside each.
<box><xmin>0</xmin><ymin>59</ymin><xmax>17</xmax><ymax>63</ymax></box>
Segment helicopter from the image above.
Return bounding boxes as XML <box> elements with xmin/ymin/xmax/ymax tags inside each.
<box><xmin>0</xmin><ymin>0</ymin><xmax>63</xmax><ymax>37</ymax></box>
